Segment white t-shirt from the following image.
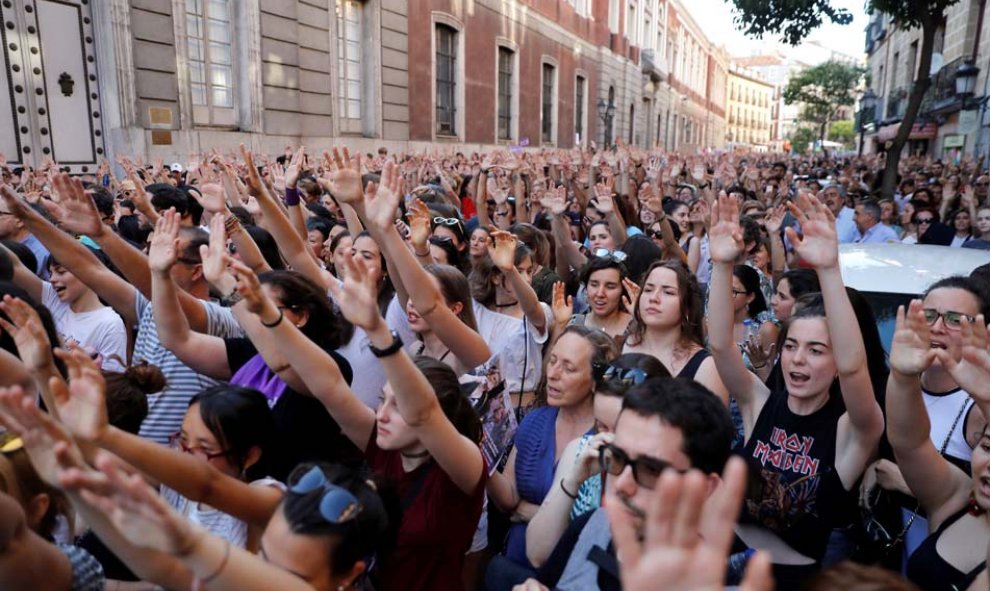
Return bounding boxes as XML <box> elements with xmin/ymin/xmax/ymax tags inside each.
<box><xmin>471</xmin><ymin>301</ymin><xmax>552</xmax><ymax>393</ymax></box>
<box><xmin>328</xmin><ymin>282</ymin><xmax>387</xmax><ymax>409</ymax></box>
<box><xmin>42</xmin><ymin>282</ymin><xmax>127</xmax><ymax>372</ymax></box>
<box><xmin>162</xmin><ymin>478</ymin><xmax>284</xmax><ymax>548</ymax></box>
<box><xmin>384</xmin><ymin>295</ymin><xmax>474</xmax><ymax>377</ymax></box>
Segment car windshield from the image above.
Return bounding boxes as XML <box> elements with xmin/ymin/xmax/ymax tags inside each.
<box><xmin>860</xmin><ymin>291</ymin><xmax>915</xmax><ymax>353</ymax></box>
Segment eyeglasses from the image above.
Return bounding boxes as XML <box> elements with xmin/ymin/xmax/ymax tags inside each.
<box><xmin>923</xmin><ymin>308</ymin><xmax>975</xmax><ymax>330</ymax></box>
<box><xmin>593</xmin><ymin>248</ymin><xmax>628</xmax><ymax>263</ymax></box>
<box><xmin>288</xmin><ymin>466</ymin><xmax>363</xmax><ymax>524</ymax></box>
<box><xmin>601</xmin><ymin>366</ymin><xmax>649</xmax><ymax>386</ymax></box>
<box><xmin>168</xmin><ymin>432</ymin><xmax>234</xmax><ymax>461</ymax></box>
<box><xmin>599</xmin><ymin>442</ymin><xmax>684</xmax><ymax>490</ymax></box>
<box><xmin>731</xmin><ymin>289</ymin><xmax>749</xmax><ymax>297</ymax></box>
<box><xmin>915</xmin><ymin>217</ymin><xmax>934</xmax><ymax>225</ymax></box>
<box><xmin>175</xmin><ymin>257</ymin><xmax>201</xmax><ymax>266</ymax></box>
<box><xmin>647</xmin><ymin>229</ymin><xmax>663</xmax><ymax>239</ymax></box>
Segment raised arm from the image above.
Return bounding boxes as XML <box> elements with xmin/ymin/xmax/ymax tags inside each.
<box><xmin>707</xmin><ymin>195</ymin><xmax>770</xmax><ymax>429</ymax></box>
<box><xmin>786</xmin><ymin>194</ymin><xmax>884</xmax><ymax>463</ymax></box>
<box><xmin>1</xmin><ymin>181</ymin><xmax>137</xmax><ymax>324</ymax></box>
<box><xmin>332</xmin><ymin>250</ymin><xmax>483</xmax><ymax>493</ymax></box>
<box><xmin>594</xmin><ymin>184</ymin><xmax>629</xmax><ymax>248</ymax></box>
<box><xmin>886</xmin><ymin>301</ymin><xmax>972</xmax><ymax>524</ymax></box>
<box><xmin>490</xmin><ymin>230</ymin><xmax>547</xmax><ymax>334</ymax></box>
<box><xmin>226</xmin><ymin>257</ymin><xmax>376</xmax><ymax>449</ymax></box>
<box><xmin>49</xmin><ymin>348</ymin><xmax>280</xmax><ymax>529</ymax></box>
<box><xmin>149</xmin><ymin>210</ymin><xmax>231</xmax><ymax>380</ymax></box>
<box><xmin>360</xmin><ymin>161</ymin><xmax>491</xmax><ymax>368</ymax></box>
<box><xmin>240</xmin><ymin>145</ymin><xmax>328</xmax><ymax>290</ymax></box>
<box><xmin>0</xmin><ymin>243</ymin><xmax>42</xmax><ymax>303</ymax></box>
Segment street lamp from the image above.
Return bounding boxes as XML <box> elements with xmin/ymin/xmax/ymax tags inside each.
<box><xmin>858</xmin><ymin>88</ymin><xmax>877</xmax><ymax>156</ymax></box>
<box><xmin>597</xmin><ymin>98</ymin><xmax>616</xmax><ymax>147</ymax></box>
<box><xmin>956</xmin><ymin>61</ymin><xmax>980</xmax><ymax>99</ymax></box>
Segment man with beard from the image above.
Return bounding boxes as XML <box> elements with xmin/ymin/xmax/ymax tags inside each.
<box><xmin>511</xmin><ymin>377</ymin><xmax>734</xmax><ymax>591</ymax></box>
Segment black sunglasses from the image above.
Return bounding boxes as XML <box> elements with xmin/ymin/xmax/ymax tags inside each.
<box><xmin>599</xmin><ymin>442</ymin><xmax>684</xmax><ymax>490</ymax></box>
<box><xmin>601</xmin><ymin>366</ymin><xmax>649</xmax><ymax>387</ymax></box>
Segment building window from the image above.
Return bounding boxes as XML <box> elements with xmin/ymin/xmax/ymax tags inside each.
<box><xmin>185</xmin><ymin>0</ymin><xmax>235</xmax><ymax>126</ymax></box>
<box><xmin>497</xmin><ymin>47</ymin><xmax>514</xmax><ymax>141</ymax></box>
<box><xmin>609</xmin><ymin>0</ymin><xmax>620</xmax><ymax>32</ymax></box>
<box><xmin>336</xmin><ymin>0</ymin><xmax>363</xmax><ymax>133</ymax></box>
<box><xmin>542</xmin><ymin>63</ymin><xmax>556</xmax><ymax>144</ymax></box>
<box><xmin>575</xmin><ymin>75</ymin><xmax>586</xmax><ymax>144</ymax></box>
<box><xmin>627</xmin><ymin>1</ymin><xmax>638</xmax><ymax>44</ymax></box>
<box><xmin>435</xmin><ymin>24</ymin><xmax>458</xmax><ymax>136</ymax></box>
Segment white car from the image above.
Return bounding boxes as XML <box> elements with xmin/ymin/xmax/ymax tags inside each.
<box><xmin>839</xmin><ymin>243</ymin><xmax>990</xmax><ymax>348</ymax></box>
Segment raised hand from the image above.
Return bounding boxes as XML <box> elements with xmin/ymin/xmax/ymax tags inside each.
<box><xmin>708</xmin><ymin>194</ymin><xmax>745</xmax><ymax>264</ymax></box>
<box><xmin>70</xmin><ymin>451</ymin><xmax>203</xmax><ymax>556</ymax></box>
<box><xmin>362</xmin><ymin>160</ymin><xmax>402</xmax><ymax>232</ymax></box>
<box><xmin>147</xmin><ymin>209</ymin><xmax>181</xmax><ymax>274</ymax></box>
<box><xmin>0</xmin><ymin>295</ymin><xmax>54</xmax><ymax>373</ymax></box>
<box><xmin>406</xmin><ymin>198</ymin><xmax>432</xmax><ymax>249</ymax></box>
<box><xmin>488</xmin><ymin>176</ymin><xmax>509</xmax><ymax>205</ymax></box>
<box><xmin>594</xmin><ymin>183</ymin><xmax>615</xmax><ymax>213</ymax></box>
<box><xmin>239</xmin><ymin>144</ymin><xmax>268</xmax><ymax>198</ymax></box>
<box><xmin>489</xmin><ymin>230</ymin><xmax>517</xmax><ymax>272</ymax></box>
<box><xmin>0</xmin><ymin>385</ymin><xmax>87</xmax><ymax>488</ymax></box>
<box><xmin>326</xmin><ymin>249</ymin><xmax>384</xmax><ymax>332</ymax></box>
<box><xmin>322</xmin><ymin>147</ymin><xmax>364</xmax><ymax>205</ymax></box>
<box><xmin>933</xmin><ymin>314</ymin><xmax>990</xmax><ymax>406</ymax></box>
<box><xmin>764</xmin><ymin>203</ymin><xmax>786</xmax><ymax>235</ymax></box>
<box><xmin>548</xmin><ymin>283</ymin><xmax>572</xmax><ymax>329</ymax></box>
<box><xmin>200</xmin><ymin>214</ymin><xmax>235</xmax><ymax>294</ymax></box>
<box><xmin>44</xmin><ymin>173</ymin><xmax>106</xmax><ymax>237</ymax></box>
<box><xmin>607</xmin><ymin>457</ymin><xmax>773</xmax><ymax>591</ymax></box>
<box><xmin>539</xmin><ymin>185</ymin><xmax>567</xmax><ymax>216</ymax></box>
<box><xmin>785</xmin><ymin>192</ymin><xmax>838</xmax><ymax>270</ymax></box>
<box><xmin>228</xmin><ymin>256</ymin><xmax>270</xmax><ymax>316</ymax></box>
<box><xmin>190</xmin><ymin>182</ymin><xmax>228</xmax><ymax>214</ymax></box>
<box><xmin>622</xmin><ymin>277</ymin><xmax>641</xmax><ymax>312</ymax></box>
<box><xmin>889</xmin><ymin>300</ymin><xmax>937</xmax><ymax>377</ymax></box>
<box><xmin>51</xmin><ymin>347</ymin><xmax>110</xmax><ymax>443</ymax></box>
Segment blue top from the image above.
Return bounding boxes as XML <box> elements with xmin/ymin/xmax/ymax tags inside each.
<box><xmin>505</xmin><ymin>406</ymin><xmax>560</xmax><ymax>566</ymax></box>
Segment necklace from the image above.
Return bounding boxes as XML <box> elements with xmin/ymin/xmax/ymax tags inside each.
<box><xmin>401</xmin><ymin>449</ymin><xmax>430</xmax><ymax>459</ymax></box>
<box><xmin>495</xmin><ymin>300</ymin><xmax>519</xmax><ymax>309</ymax></box>
<box><xmin>969</xmin><ymin>492</ymin><xmax>987</xmax><ymax>517</ymax></box>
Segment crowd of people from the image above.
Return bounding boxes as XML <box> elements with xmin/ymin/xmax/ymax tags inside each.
<box><xmin>0</xmin><ymin>143</ymin><xmax>988</xmax><ymax>591</ymax></box>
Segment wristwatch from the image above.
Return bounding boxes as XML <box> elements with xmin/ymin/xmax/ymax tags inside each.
<box><xmin>369</xmin><ymin>330</ymin><xmax>404</xmax><ymax>358</ymax></box>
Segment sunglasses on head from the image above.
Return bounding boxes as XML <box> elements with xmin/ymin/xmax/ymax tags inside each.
<box><xmin>288</xmin><ymin>466</ymin><xmax>363</xmax><ymax>525</ymax></box>
<box><xmin>433</xmin><ymin>216</ymin><xmax>463</xmax><ymax>228</ymax></box>
<box><xmin>599</xmin><ymin>442</ymin><xmax>684</xmax><ymax>490</ymax></box>
<box><xmin>593</xmin><ymin>248</ymin><xmax>628</xmax><ymax>263</ymax></box>
<box><xmin>601</xmin><ymin>366</ymin><xmax>649</xmax><ymax>387</ymax></box>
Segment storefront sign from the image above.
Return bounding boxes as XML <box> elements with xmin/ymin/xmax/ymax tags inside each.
<box><xmin>944</xmin><ymin>134</ymin><xmax>966</xmax><ymax>148</ymax></box>
<box><xmin>877</xmin><ymin>121</ymin><xmax>939</xmax><ymax>142</ymax></box>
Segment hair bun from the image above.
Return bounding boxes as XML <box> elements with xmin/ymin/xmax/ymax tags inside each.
<box><xmin>124</xmin><ymin>361</ymin><xmax>167</xmax><ymax>395</ymax></box>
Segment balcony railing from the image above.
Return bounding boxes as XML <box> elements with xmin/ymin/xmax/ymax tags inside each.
<box><xmin>921</xmin><ymin>57</ymin><xmax>968</xmax><ymax>114</ymax></box>
<box><xmin>886</xmin><ymin>86</ymin><xmax>908</xmax><ymax>120</ymax></box>
<box><xmin>640</xmin><ymin>49</ymin><xmax>666</xmax><ymax>82</ymax></box>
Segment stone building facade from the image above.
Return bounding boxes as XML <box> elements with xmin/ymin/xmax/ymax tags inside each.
<box><xmin>0</xmin><ymin>0</ymin><xmax>733</xmax><ymax>173</ymax></box>
<box><xmin>863</xmin><ymin>0</ymin><xmax>990</xmax><ymax>159</ymax></box>
<box><xmin>727</xmin><ymin>63</ymin><xmax>775</xmax><ymax>150</ymax></box>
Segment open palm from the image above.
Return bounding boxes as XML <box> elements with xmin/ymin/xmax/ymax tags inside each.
<box><xmin>362</xmin><ymin>160</ymin><xmax>402</xmax><ymax>231</ymax></box>
<box><xmin>324</xmin><ymin>147</ymin><xmax>364</xmax><ymax>204</ymax></box>
<box><xmin>52</xmin><ymin>348</ymin><xmax>110</xmax><ymax>443</ymax></box>
<box><xmin>328</xmin><ymin>251</ymin><xmax>382</xmax><ymax>331</ymax></box>
<box><xmin>889</xmin><ymin>300</ymin><xmax>936</xmax><ymax>376</ymax></box>
<box><xmin>708</xmin><ymin>195</ymin><xmax>744</xmax><ymax>263</ymax></box>
<box><xmin>936</xmin><ymin>314</ymin><xmax>990</xmax><ymax>405</ymax></box>
<box><xmin>786</xmin><ymin>193</ymin><xmax>838</xmax><ymax>269</ymax></box>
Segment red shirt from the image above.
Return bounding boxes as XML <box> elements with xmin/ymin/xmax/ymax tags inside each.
<box><xmin>366</xmin><ymin>429</ymin><xmax>487</xmax><ymax>591</ymax></box>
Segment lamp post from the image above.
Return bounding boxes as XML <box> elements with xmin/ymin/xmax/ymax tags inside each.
<box><xmin>858</xmin><ymin>88</ymin><xmax>877</xmax><ymax>156</ymax></box>
<box><xmin>597</xmin><ymin>97</ymin><xmax>616</xmax><ymax>147</ymax></box>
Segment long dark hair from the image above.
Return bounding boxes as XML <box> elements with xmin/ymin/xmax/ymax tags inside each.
<box><xmin>627</xmin><ymin>260</ymin><xmax>704</xmax><ymax>349</ymax></box>
<box><xmin>259</xmin><ymin>270</ymin><xmax>347</xmax><ymax>350</ymax></box>
<box><xmin>414</xmin><ymin>356</ymin><xmax>482</xmax><ymax>443</ymax></box>
<box><xmin>733</xmin><ymin>264</ymin><xmax>767</xmax><ymax>318</ymax></box>
<box><xmin>189</xmin><ymin>385</ymin><xmax>275</xmax><ymax>476</ymax></box>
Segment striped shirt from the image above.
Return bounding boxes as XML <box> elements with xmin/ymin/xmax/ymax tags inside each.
<box><xmin>133</xmin><ymin>291</ymin><xmax>243</xmax><ymax>444</ymax></box>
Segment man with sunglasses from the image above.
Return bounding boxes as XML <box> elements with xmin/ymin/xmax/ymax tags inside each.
<box><xmin>514</xmin><ymin>377</ymin><xmax>734</xmax><ymax>591</ymax></box>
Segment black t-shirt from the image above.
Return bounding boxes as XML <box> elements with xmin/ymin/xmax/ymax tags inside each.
<box><xmin>225</xmin><ymin>338</ymin><xmax>363</xmax><ymax>481</ymax></box>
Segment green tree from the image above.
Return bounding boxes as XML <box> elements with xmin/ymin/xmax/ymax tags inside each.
<box><xmin>728</xmin><ymin>0</ymin><xmax>962</xmax><ymax>197</ymax></box>
<box><xmin>783</xmin><ymin>60</ymin><xmax>865</xmax><ymax>158</ymax></box>
<box><xmin>828</xmin><ymin>120</ymin><xmax>856</xmax><ymax>147</ymax></box>
<box><xmin>790</xmin><ymin>126</ymin><xmax>817</xmax><ymax>154</ymax></box>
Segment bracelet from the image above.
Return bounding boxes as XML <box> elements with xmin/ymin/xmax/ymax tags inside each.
<box><xmin>284</xmin><ymin>186</ymin><xmax>300</xmax><ymax>206</ymax></box>
<box><xmin>192</xmin><ymin>539</ymin><xmax>230</xmax><ymax>591</ymax></box>
<box><xmin>220</xmin><ymin>289</ymin><xmax>242</xmax><ymax>307</ymax></box>
<box><xmin>261</xmin><ymin>308</ymin><xmax>284</xmax><ymax>328</ymax></box>
<box><xmin>751</xmin><ymin>362</ymin><xmax>767</xmax><ymax>370</ymax></box>
<box><xmin>560</xmin><ymin>478</ymin><xmax>578</xmax><ymax>500</ymax></box>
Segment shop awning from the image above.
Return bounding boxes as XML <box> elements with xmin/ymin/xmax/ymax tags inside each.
<box><xmin>877</xmin><ymin>121</ymin><xmax>938</xmax><ymax>142</ymax></box>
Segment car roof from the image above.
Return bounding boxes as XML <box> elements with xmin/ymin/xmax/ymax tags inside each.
<box><xmin>839</xmin><ymin>243</ymin><xmax>989</xmax><ymax>295</ymax></box>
